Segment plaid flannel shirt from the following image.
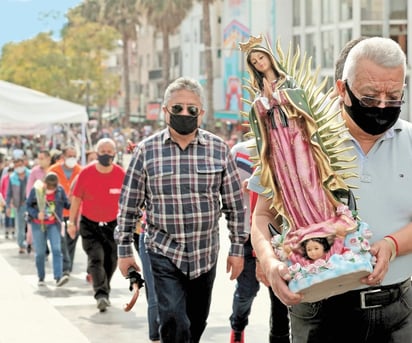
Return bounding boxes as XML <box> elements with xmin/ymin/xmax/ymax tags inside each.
<box><xmin>116</xmin><ymin>128</ymin><xmax>247</xmax><ymax>279</ymax></box>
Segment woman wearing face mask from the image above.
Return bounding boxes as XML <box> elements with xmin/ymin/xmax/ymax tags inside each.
<box><xmin>26</xmin><ymin>172</ymin><xmax>70</xmax><ymax>286</ymax></box>
<box><xmin>5</xmin><ymin>157</ymin><xmax>30</xmax><ymax>254</ymax></box>
<box><xmin>67</xmin><ymin>138</ymin><xmax>125</xmax><ymax>312</ymax></box>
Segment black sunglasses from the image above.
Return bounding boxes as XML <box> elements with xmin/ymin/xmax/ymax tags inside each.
<box><xmin>167</xmin><ymin>104</ymin><xmax>200</xmax><ymax>116</ymax></box>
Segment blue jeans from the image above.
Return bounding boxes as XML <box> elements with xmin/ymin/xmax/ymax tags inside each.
<box><xmin>15</xmin><ymin>205</ymin><xmax>26</xmax><ymax>248</ymax></box>
<box><xmin>31</xmin><ymin>222</ymin><xmax>62</xmax><ymax>280</ymax></box>
<box><xmin>138</xmin><ymin>233</ymin><xmax>160</xmax><ymax>341</ymax></box>
<box><xmin>230</xmin><ymin>238</ymin><xmax>260</xmax><ymax>332</ymax></box>
<box><xmin>148</xmin><ymin>251</ymin><xmax>216</xmax><ymax>343</ymax></box>
<box><xmin>289</xmin><ymin>281</ymin><xmax>412</xmax><ymax>342</ymax></box>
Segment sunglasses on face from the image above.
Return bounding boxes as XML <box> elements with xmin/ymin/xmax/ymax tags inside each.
<box><xmin>168</xmin><ymin>104</ymin><xmax>200</xmax><ymax>116</ymax></box>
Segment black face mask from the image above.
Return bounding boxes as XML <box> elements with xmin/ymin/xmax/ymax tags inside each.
<box><xmin>97</xmin><ymin>154</ymin><xmax>114</xmax><ymax>167</ymax></box>
<box><xmin>344</xmin><ymin>82</ymin><xmax>401</xmax><ymax>135</ymax></box>
<box><xmin>169</xmin><ymin>113</ymin><xmax>199</xmax><ymax>135</ymax></box>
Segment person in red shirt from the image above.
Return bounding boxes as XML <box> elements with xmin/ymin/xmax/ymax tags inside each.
<box><xmin>67</xmin><ymin>138</ymin><xmax>125</xmax><ymax>312</ymax></box>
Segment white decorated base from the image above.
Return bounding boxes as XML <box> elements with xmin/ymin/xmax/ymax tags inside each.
<box><xmin>273</xmin><ymin>221</ymin><xmax>374</xmax><ymax>303</ymax></box>
<box><xmin>288</xmin><ymin>253</ymin><xmax>373</xmax><ymax>302</ymax></box>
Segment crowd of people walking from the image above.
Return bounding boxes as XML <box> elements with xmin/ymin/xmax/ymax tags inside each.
<box><xmin>1</xmin><ymin>34</ymin><xmax>412</xmax><ymax>343</ymax></box>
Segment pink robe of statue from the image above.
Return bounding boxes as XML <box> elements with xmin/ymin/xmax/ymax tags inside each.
<box><xmin>253</xmin><ymin>84</ymin><xmax>356</xmax><ymax>266</ymax></box>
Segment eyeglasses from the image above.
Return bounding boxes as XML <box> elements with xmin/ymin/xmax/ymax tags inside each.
<box><xmin>345</xmin><ymin>82</ymin><xmax>404</xmax><ymax>108</ymax></box>
<box><xmin>167</xmin><ymin>104</ymin><xmax>200</xmax><ymax>116</ymax></box>
<box><xmin>358</xmin><ymin>96</ymin><xmax>404</xmax><ymax>108</ymax></box>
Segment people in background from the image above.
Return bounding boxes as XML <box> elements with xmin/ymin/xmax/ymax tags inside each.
<box><xmin>68</xmin><ymin>138</ymin><xmax>125</xmax><ymax>312</ymax></box>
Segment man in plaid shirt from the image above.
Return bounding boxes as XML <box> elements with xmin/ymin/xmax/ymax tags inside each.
<box><xmin>116</xmin><ymin>77</ymin><xmax>247</xmax><ymax>343</ymax></box>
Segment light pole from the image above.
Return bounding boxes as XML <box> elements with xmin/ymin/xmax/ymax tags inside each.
<box><xmin>70</xmin><ymin>79</ymin><xmax>92</xmax><ymax>165</ymax></box>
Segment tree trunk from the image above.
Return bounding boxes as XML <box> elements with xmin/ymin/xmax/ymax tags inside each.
<box><xmin>122</xmin><ymin>31</ymin><xmax>131</xmax><ymax>127</ymax></box>
<box><xmin>162</xmin><ymin>28</ymin><xmax>171</xmax><ymax>93</ymax></box>
<box><xmin>202</xmin><ymin>0</ymin><xmax>215</xmax><ymax>131</ymax></box>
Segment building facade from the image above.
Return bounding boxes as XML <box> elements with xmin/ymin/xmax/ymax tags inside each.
<box><xmin>277</xmin><ymin>0</ymin><xmax>411</xmax><ymax>121</ymax></box>
<box><xmin>106</xmin><ymin>0</ymin><xmax>412</xmax><ymax>128</ymax></box>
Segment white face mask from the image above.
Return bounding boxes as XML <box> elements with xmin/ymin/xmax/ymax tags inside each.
<box><xmin>14</xmin><ymin>166</ymin><xmax>25</xmax><ymax>174</ymax></box>
<box><xmin>64</xmin><ymin>157</ymin><xmax>77</xmax><ymax>169</ymax></box>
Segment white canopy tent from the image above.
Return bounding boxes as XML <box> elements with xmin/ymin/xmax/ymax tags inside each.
<box><xmin>0</xmin><ymin>80</ymin><xmax>88</xmax><ymax>163</ymax></box>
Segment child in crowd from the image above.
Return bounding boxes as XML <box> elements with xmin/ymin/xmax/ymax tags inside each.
<box><xmin>26</xmin><ymin>172</ymin><xmax>70</xmax><ymax>286</ymax></box>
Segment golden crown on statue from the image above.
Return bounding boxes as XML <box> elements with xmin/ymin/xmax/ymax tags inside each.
<box><xmin>238</xmin><ymin>34</ymin><xmax>263</xmax><ymax>53</ymax></box>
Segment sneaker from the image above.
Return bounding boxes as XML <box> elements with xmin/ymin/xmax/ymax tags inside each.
<box><xmin>96</xmin><ymin>297</ymin><xmax>110</xmax><ymax>312</ymax></box>
<box><xmin>56</xmin><ymin>274</ymin><xmax>69</xmax><ymax>287</ymax></box>
<box><xmin>230</xmin><ymin>330</ymin><xmax>244</xmax><ymax>343</ymax></box>
<box><xmin>38</xmin><ymin>279</ymin><xmax>46</xmax><ymax>287</ymax></box>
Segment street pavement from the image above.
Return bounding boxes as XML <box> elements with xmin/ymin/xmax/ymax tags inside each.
<box><xmin>0</xmin><ymin>218</ymin><xmax>272</xmax><ymax>343</ymax></box>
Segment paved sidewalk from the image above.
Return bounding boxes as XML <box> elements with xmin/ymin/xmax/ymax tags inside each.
<box><xmin>0</xmin><ymin>253</ymin><xmax>89</xmax><ymax>343</ymax></box>
<box><xmin>0</xmin><ymin>217</ymin><xmax>272</xmax><ymax>343</ymax></box>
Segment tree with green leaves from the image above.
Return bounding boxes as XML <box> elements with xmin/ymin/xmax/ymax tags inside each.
<box><xmin>142</xmin><ymin>0</ymin><xmax>193</xmax><ymax>92</ymax></box>
<box><xmin>0</xmin><ymin>14</ymin><xmax>120</xmax><ymax>126</ymax></box>
<box><xmin>77</xmin><ymin>0</ymin><xmax>143</xmax><ymax>127</ymax></box>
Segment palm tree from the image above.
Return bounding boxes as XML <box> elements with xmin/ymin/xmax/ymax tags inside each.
<box><xmin>142</xmin><ymin>0</ymin><xmax>193</xmax><ymax>92</ymax></box>
<box><xmin>78</xmin><ymin>0</ymin><xmax>143</xmax><ymax>127</ymax></box>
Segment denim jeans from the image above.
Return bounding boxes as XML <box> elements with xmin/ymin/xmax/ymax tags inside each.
<box><xmin>268</xmin><ymin>286</ymin><xmax>290</xmax><ymax>343</ymax></box>
<box><xmin>15</xmin><ymin>205</ymin><xmax>26</xmax><ymax>248</ymax></box>
<box><xmin>289</xmin><ymin>282</ymin><xmax>412</xmax><ymax>342</ymax></box>
<box><xmin>230</xmin><ymin>238</ymin><xmax>260</xmax><ymax>332</ymax></box>
<box><xmin>31</xmin><ymin>222</ymin><xmax>62</xmax><ymax>280</ymax></box>
<box><xmin>148</xmin><ymin>251</ymin><xmax>217</xmax><ymax>343</ymax></box>
<box><xmin>138</xmin><ymin>233</ymin><xmax>160</xmax><ymax>341</ymax></box>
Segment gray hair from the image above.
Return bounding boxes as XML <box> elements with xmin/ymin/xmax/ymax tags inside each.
<box><xmin>96</xmin><ymin>138</ymin><xmax>116</xmax><ymax>152</ymax></box>
<box><xmin>342</xmin><ymin>37</ymin><xmax>406</xmax><ymax>85</ymax></box>
<box><xmin>334</xmin><ymin>36</ymin><xmax>367</xmax><ymax>82</ymax></box>
<box><xmin>162</xmin><ymin>77</ymin><xmax>205</xmax><ymax>107</ymax></box>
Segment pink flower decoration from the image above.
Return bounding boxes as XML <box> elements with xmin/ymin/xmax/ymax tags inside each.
<box><xmin>294</xmin><ymin>272</ymin><xmax>304</xmax><ymax>281</ymax></box>
<box><xmin>306</xmin><ymin>264</ymin><xmax>318</xmax><ymax>274</ymax></box>
<box><xmin>348</xmin><ymin>237</ymin><xmax>359</xmax><ymax>247</ymax></box>
<box><xmin>289</xmin><ymin>263</ymin><xmax>302</xmax><ymax>274</ymax></box>
<box><xmin>363</xmin><ymin>229</ymin><xmax>373</xmax><ymax>239</ymax></box>
<box><xmin>360</xmin><ymin>240</ymin><xmax>370</xmax><ymax>251</ymax></box>
<box><xmin>314</xmin><ymin>259</ymin><xmax>327</xmax><ymax>268</ymax></box>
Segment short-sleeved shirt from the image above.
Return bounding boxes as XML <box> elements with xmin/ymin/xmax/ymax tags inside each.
<box><xmin>73</xmin><ymin>163</ymin><xmax>125</xmax><ymax>222</ymax></box>
<box><xmin>248</xmin><ymin>118</ymin><xmax>412</xmax><ymax>287</ymax></box>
